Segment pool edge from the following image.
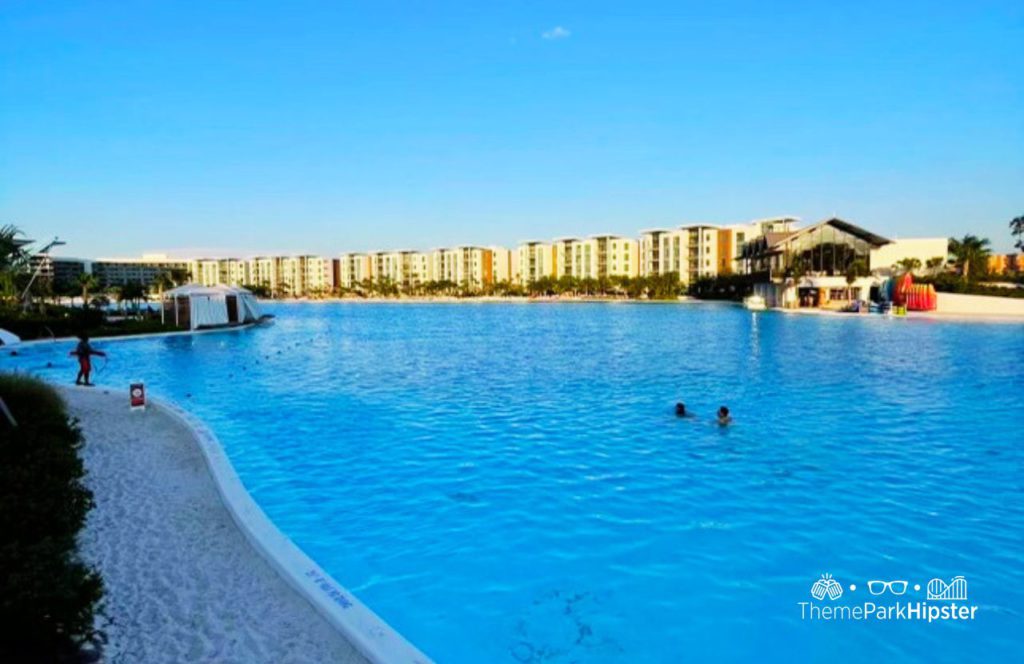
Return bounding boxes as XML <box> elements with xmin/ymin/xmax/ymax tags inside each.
<box><xmin>153</xmin><ymin>396</ymin><xmax>433</xmax><ymax>664</ymax></box>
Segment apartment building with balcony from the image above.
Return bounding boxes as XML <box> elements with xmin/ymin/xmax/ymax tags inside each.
<box><xmin>247</xmin><ymin>257</ymin><xmax>279</xmax><ymax>293</ymax></box>
<box><xmin>191</xmin><ymin>259</ymin><xmax>222</xmax><ymax>286</ymax></box>
<box><xmin>303</xmin><ymin>256</ymin><xmax>335</xmax><ymax>294</ymax></box>
<box><xmin>490</xmin><ymin>246</ymin><xmax>515</xmax><ymax>284</ymax></box>
<box><xmin>517</xmin><ymin>241</ymin><xmax>557</xmax><ymax>284</ymax></box>
<box><xmin>555</xmin><ymin>236</ymin><xmax>639</xmax><ymax>280</ymax></box>
<box><xmin>429</xmin><ymin>247</ymin><xmax>493</xmax><ymax>289</ymax></box>
<box><xmin>339</xmin><ymin>253</ymin><xmax>372</xmax><ymax>289</ymax></box>
<box><xmin>639</xmin><ymin>217</ymin><xmax>799</xmax><ymax>284</ymax></box>
<box><xmin>592</xmin><ymin>235</ymin><xmax>639</xmax><ymax>279</ymax></box>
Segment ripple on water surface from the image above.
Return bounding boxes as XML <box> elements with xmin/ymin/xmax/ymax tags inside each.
<box><xmin>6</xmin><ymin>303</ymin><xmax>1023</xmax><ymax>663</ymax></box>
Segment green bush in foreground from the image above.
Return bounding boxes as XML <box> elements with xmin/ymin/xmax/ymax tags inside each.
<box><xmin>0</xmin><ymin>374</ymin><xmax>103</xmax><ymax>662</ymax></box>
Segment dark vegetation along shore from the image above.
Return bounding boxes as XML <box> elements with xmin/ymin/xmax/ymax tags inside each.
<box><xmin>0</xmin><ymin>375</ymin><xmax>102</xmax><ymax>662</ymax></box>
<box><xmin>1</xmin><ymin>304</ymin><xmax>178</xmax><ymax>342</ymax></box>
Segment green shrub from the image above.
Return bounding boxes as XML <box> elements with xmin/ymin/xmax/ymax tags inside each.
<box><xmin>689</xmin><ymin>274</ymin><xmax>756</xmax><ymax>300</ymax></box>
<box><xmin>917</xmin><ymin>274</ymin><xmax>1024</xmax><ymax>299</ymax></box>
<box><xmin>0</xmin><ymin>374</ymin><xmax>103</xmax><ymax>662</ymax></box>
<box><xmin>0</xmin><ymin>304</ymin><xmax>177</xmax><ymax>340</ymax></box>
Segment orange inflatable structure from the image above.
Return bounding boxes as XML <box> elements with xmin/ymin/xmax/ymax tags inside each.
<box><xmin>892</xmin><ymin>273</ymin><xmax>937</xmax><ymax>311</ymax></box>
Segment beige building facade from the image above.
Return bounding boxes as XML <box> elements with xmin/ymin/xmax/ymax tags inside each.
<box><xmin>517</xmin><ymin>241</ymin><xmax>557</xmax><ymax>284</ymax></box>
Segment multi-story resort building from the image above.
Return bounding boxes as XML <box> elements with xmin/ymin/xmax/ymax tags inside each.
<box><xmin>428</xmin><ymin>247</ymin><xmax>492</xmax><ymax>289</ymax></box>
<box><xmin>90</xmin><ymin>255</ymin><xmax>192</xmax><ymax>288</ymax></box>
<box><xmin>41</xmin><ymin>216</ymin><xmax>955</xmax><ymax>305</ymax></box>
<box><xmin>408</xmin><ymin>251</ymin><xmax>431</xmax><ymax>287</ymax></box>
<box><xmin>718</xmin><ymin>217</ymin><xmax>799</xmax><ymax>275</ymax></box>
<box><xmin>339</xmin><ymin>253</ymin><xmax>372</xmax><ymax>289</ymax></box>
<box><xmin>219</xmin><ymin>258</ymin><xmax>250</xmax><ymax>286</ymax></box>
<box><xmin>638</xmin><ymin>218</ymin><xmax>798</xmax><ymax>285</ymax></box>
<box><xmin>490</xmin><ymin>247</ymin><xmax>515</xmax><ymax>284</ymax></box>
<box><xmin>191</xmin><ymin>259</ymin><xmax>221</xmax><ymax>286</ymax></box>
<box><xmin>274</xmin><ymin>257</ymin><xmax>299</xmax><ymax>297</ymax></box>
<box><xmin>51</xmin><ymin>257</ymin><xmax>88</xmax><ymax>286</ymax></box>
<box><xmin>554</xmin><ymin>236</ymin><xmax>640</xmax><ymax>281</ymax></box>
<box><xmin>247</xmin><ymin>257</ymin><xmax>279</xmax><ymax>293</ymax></box>
<box><xmin>369</xmin><ymin>251</ymin><xmax>408</xmax><ymax>287</ymax></box>
<box><xmin>517</xmin><ymin>241</ymin><xmax>557</xmax><ymax>284</ymax></box>
<box><xmin>595</xmin><ymin>235</ymin><xmax>640</xmax><ymax>279</ymax></box>
<box><xmin>988</xmin><ymin>253</ymin><xmax>1023</xmax><ymax>275</ymax></box>
<box><xmin>28</xmin><ymin>253</ymin><xmax>90</xmax><ymax>290</ymax></box>
<box><xmin>303</xmin><ymin>256</ymin><xmax>335</xmax><ymax>295</ymax></box>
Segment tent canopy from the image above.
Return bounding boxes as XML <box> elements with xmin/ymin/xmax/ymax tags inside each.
<box><xmin>165</xmin><ymin>283</ymin><xmax>254</xmax><ymax>297</ymax></box>
<box><xmin>0</xmin><ymin>328</ymin><xmax>21</xmax><ymax>346</ymax></box>
<box><xmin>164</xmin><ymin>284</ymin><xmax>262</xmax><ymax>329</ymax></box>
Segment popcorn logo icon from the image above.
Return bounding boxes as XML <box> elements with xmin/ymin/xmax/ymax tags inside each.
<box><xmin>810</xmin><ymin>573</ymin><xmax>843</xmax><ymax>600</ymax></box>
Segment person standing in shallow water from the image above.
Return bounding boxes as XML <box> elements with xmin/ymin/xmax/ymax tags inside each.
<box><xmin>71</xmin><ymin>334</ymin><xmax>106</xmax><ymax>386</ymax></box>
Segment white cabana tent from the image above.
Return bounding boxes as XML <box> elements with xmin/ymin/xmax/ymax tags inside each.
<box><xmin>0</xmin><ymin>328</ymin><xmax>21</xmax><ymax>347</ymax></box>
<box><xmin>163</xmin><ymin>284</ymin><xmax>262</xmax><ymax>330</ymax></box>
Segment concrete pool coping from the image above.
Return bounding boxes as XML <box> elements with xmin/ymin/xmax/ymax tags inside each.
<box><xmin>153</xmin><ymin>396</ymin><xmax>432</xmax><ymax>664</ymax></box>
<box><xmin>9</xmin><ymin>323</ymin><xmax>432</xmax><ymax>663</ymax></box>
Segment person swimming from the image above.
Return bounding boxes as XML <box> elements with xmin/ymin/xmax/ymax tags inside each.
<box><xmin>717</xmin><ymin>406</ymin><xmax>732</xmax><ymax>426</ymax></box>
<box><xmin>675</xmin><ymin>402</ymin><xmax>692</xmax><ymax>418</ymax></box>
<box><xmin>70</xmin><ymin>334</ymin><xmax>106</xmax><ymax>386</ymax></box>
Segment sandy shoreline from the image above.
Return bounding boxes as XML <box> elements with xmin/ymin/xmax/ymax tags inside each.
<box><xmin>62</xmin><ymin>386</ymin><xmax>368</xmax><ymax>664</ymax></box>
<box><xmin>774</xmin><ymin>305</ymin><xmax>1024</xmax><ymax>323</ymax></box>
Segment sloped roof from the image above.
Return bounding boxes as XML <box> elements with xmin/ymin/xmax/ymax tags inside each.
<box><xmin>763</xmin><ymin>232</ymin><xmax>796</xmax><ymax>247</ymax></box>
<box><xmin>165</xmin><ymin>283</ymin><xmax>253</xmax><ymax>297</ymax></box>
<box><xmin>793</xmin><ymin>218</ymin><xmax>891</xmax><ymax>246</ymax></box>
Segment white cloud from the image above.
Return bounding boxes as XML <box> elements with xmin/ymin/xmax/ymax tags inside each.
<box><xmin>542</xmin><ymin>26</ymin><xmax>570</xmax><ymax>40</ymax></box>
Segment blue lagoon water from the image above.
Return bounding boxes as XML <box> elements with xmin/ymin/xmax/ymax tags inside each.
<box><xmin>5</xmin><ymin>303</ymin><xmax>1023</xmax><ymax>662</ymax></box>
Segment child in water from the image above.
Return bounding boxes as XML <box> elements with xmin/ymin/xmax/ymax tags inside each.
<box><xmin>70</xmin><ymin>334</ymin><xmax>106</xmax><ymax>386</ymax></box>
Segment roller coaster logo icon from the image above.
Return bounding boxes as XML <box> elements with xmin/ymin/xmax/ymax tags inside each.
<box><xmin>927</xmin><ymin>576</ymin><xmax>968</xmax><ymax>601</ymax></box>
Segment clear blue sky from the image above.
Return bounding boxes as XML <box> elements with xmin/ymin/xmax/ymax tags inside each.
<box><xmin>1</xmin><ymin>0</ymin><xmax>1021</xmax><ymax>257</ymax></box>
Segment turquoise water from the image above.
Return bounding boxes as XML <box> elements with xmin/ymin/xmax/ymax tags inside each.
<box><xmin>5</xmin><ymin>303</ymin><xmax>1023</xmax><ymax>663</ymax></box>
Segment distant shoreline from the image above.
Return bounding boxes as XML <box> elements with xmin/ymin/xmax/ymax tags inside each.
<box><xmin>261</xmin><ymin>295</ymin><xmax>708</xmax><ymax>305</ymax></box>
<box><xmin>258</xmin><ymin>296</ymin><xmax>1024</xmax><ymax>322</ymax></box>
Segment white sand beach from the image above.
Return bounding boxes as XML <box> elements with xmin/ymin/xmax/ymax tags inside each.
<box><xmin>61</xmin><ymin>386</ymin><xmax>369</xmax><ymax>664</ymax></box>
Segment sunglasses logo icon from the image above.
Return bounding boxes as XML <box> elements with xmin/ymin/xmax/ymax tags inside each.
<box><xmin>867</xmin><ymin>580</ymin><xmax>908</xmax><ymax>596</ymax></box>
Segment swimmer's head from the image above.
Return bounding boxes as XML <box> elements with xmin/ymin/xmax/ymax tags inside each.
<box><xmin>718</xmin><ymin>406</ymin><xmax>730</xmax><ymax>418</ymax></box>
<box><xmin>675</xmin><ymin>402</ymin><xmax>687</xmax><ymax>416</ymax></box>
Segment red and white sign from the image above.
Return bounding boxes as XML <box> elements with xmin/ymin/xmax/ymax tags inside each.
<box><xmin>130</xmin><ymin>383</ymin><xmax>146</xmax><ymax>410</ymax></box>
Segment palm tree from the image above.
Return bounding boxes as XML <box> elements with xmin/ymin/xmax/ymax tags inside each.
<box><xmin>118</xmin><ymin>281</ymin><xmax>147</xmax><ymax>313</ymax></box>
<box><xmin>895</xmin><ymin>257</ymin><xmax>922</xmax><ymax>274</ymax></box>
<box><xmin>844</xmin><ymin>259</ymin><xmax>869</xmax><ymax>300</ymax></box>
<box><xmin>785</xmin><ymin>255</ymin><xmax>809</xmax><ymax>282</ymax></box>
<box><xmin>76</xmin><ymin>273</ymin><xmax>99</xmax><ymax>308</ymax></box>
<box><xmin>1011</xmin><ymin>215</ymin><xmax>1024</xmax><ymax>252</ymax></box>
<box><xmin>168</xmin><ymin>267</ymin><xmax>189</xmax><ymax>286</ymax></box>
<box><xmin>948</xmin><ymin>235</ymin><xmax>991</xmax><ymax>282</ymax></box>
<box><xmin>0</xmin><ymin>224</ymin><xmax>31</xmax><ymax>302</ymax></box>
<box><xmin>925</xmin><ymin>256</ymin><xmax>945</xmax><ymax>275</ymax></box>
